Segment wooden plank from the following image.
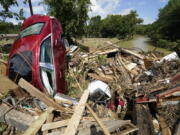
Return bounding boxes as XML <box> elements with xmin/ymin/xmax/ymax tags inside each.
<box><xmin>42</xmin><ymin>117</ymin><xmax>111</xmax><ymax>131</ymax></box>
<box><xmin>46</xmin><ymin>120</ymin><xmax>133</xmax><ymax>135</ymax></box>
<box><xmin>158</xmin><ymin>115</ymin><xmax>171</xmax><ymax>135</ymax></box>
<box><xmin>42</xmin><ymin>119</ymin><xmax>69</xmax><ymax>131</ymax></box>
<box><xmin>0</xmin><ymin>59</ymin><xmax>7</xmax><ymax>65</ymax></box>
<box><xmin>0</xmin><ymin>53</ymin><xmax>9</xmax><ymax>57</ymax></box>
<box><xmin>118</xmin><ymin>127</ymin><xmax>138</xmax><ymax>135</ymax></box>
<box><xmin>0</xmin><ymin>76</ymin><xmax>18</xmax><ymax>94</ymax></box>
<box><xmin>0</xmin><ymin>103</ymin><xmax>35</xmax><ymax>131</ymax></box>
<box><xmin>83</xmin><ymin>48</ymin><xmax>119</xmax><ymax>59</ymax></box>
<box><xmin>121</xmin><ymin>48</ymin><xmax>144</xmax><ymax>60</ymax></box>
<box><xmin>63</xmin><ymin>89</ymin><xmax>89</xmax><ymax>135</ymax></box>
<box><xmin>43</xmin><ymin>111</ymin><xmax>54</xmax><ymax>135</ymax></box>
<box><xmin>88</xmin><ymin>73</ymin><xmax>113</xmax><ymax>82</ymax></box>
<box><xmin>86</xmin><ymin>104</ymin><xmax>111</xmax><ymax>135</ymax></box>
<box><xmin>156</xmin><ymin>86</ymin><xmax>180</xmax><ymax>98</ymax></box>
<box><xmin>0</xmin><ymin>34</ymin><xmax>18</xmax><ymax>39</ymax></box>
<box><xmin>23</xmin><ymin>107</ymin><xmax>54</xmax><ymax>135</ymax></box>
<box><xmin>18</xmin><ymin>78</ymin><xmax>71</xmax><ymax>113</ymax></box>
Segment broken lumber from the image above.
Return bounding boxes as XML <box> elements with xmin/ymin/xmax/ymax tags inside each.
<box><xmin>63</xmin><ymin>89</ymin><xmax>89</xmax><ymax>135</ymax></box>
<box><xmin>0</xmin><ymin>34</ymin><xmax>18</xmax><ymax>39</ymax></box>
<box><xmin>158</xmin><ymin>115</ymin><xmax>171</xmax><ymax>135</ymax></box>
<box><xmin>18</xmin><ymin>78</ymin><xmax>71</xmax><ymax>113</ymax></box>
<box><xmin>83</xmin><ymin>48</ymin><xmax>119</xmax><ymax>59</ymax></box>
<box><xmin>0</xmin><ymin>103</ymin><xmax>35</xmax><ymax>131</ymax></box>
<box><xmin>86</xmin><ymin>104</ymin><xmax>111</xmax><ymax>135</ymax></box>
<box><xmin>88</xmin><ymin>73</ymin><xmax>113</xmax><ymax>82</ymax></box>
<box><xmin>46</xmin><ymin>120</ymin><xmax>136</xmax><ymax>135</ymax></box>
<box><xmin>156</xmin><ymin>86</ymin><xmax>180</xmax><ymax>98</ymax></box>
<box><xmin>0</xmin><ymin>76</ymin><xmax>18</xmax><ymax>94</ymax></box>
<box><xmin>121</xmin><ymin>48</ymin><xmax>144</xmax><ymax>60</ymax></box>
<box><xmin>23</xmin><ymin>107</ymin><xmax>54</xmax><ymax>135</ymax></box>
<box><xmin>42</xmin><ymin>117</ymin><xmax>111</xmax><ymax>131</ymax></box>
<box><xmin>42</xmin><ymin>119</ymin><xmax>69</xmax><ymax>131</ymax></box>
<box><xmin>43</xmin><ymin>110</ymin><xmax>54</xmax><ymax>135</ymax></box>
<box><xmin>0</xmin><ymin>59</ymin><xmax>7</xmax><ymax>65</ymax></box>
<box><xmin>0</xmin><ymin>53</ymin><xmax>9</xmax><ymax>57</ymax></box>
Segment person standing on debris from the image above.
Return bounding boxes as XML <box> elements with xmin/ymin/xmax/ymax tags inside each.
<box><xmin>114</xmin><ymin>91</ymin><xmax>125</xmax><ymax>113</ymax></box>
<box><xmin>117</xmin><ymin>96</ymin><xmax>125</xmax><ymax>112</ymax></box>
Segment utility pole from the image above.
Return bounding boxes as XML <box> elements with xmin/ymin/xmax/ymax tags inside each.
<box><xmin>28</xmin><ymin>0</ymin><xmax>33</xmax><ymax>16</ymax></box>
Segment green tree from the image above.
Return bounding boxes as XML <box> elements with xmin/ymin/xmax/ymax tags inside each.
<box><xmin>87</xmin><ymin>15</ymin><xmax>101</xmax><ymax>37</ymax></box>
<box><xmin>147</xmin><ymin>0</ymin><xmax>180</xmax><ymax>52</ymax></box>
<box><xmin>99</xmin><ymin>10</ymin><xmax>142</xmax><ymax>39</ymax></box>
<box><xmin>44</xmin><ymin>0</ymin><xmax>91</xmax><ymax>40</ymax></box>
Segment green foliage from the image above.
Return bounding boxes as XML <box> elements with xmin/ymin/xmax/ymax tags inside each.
<box><xmin>0</xmin><ymin>0</ymin><xmax>27</xmax><ymax>22</ymax></box>
<box><xmin>0</xmin><ymin>122</ymin><xmax>8</xmax><ymax>132</ymax></box>
<box><xmin>0</xmin><ymin>21</ymin><xmax>20</xmax><ymax>34</ymax></box>
<box><xmin>147</xmin><ymin>0</ymin><xmax>180</xmax><ymax>52</ymax></box>
<box><xmin>97</xmin><ymin>55</ymin><xmax>107</xmax><ymax>65</ymax></box>
<box><xmin>65</xmin><ymin>72</ymin><xmax>78</xmax><ymax>97</ymax></box>
<box><xmin>136</xmin><ymin>24</ymin><xmax>148</xmax><ymax>35</ymax></box>
<box><xmin>44</xmin><ymin>0</ymin><xmax>91</xmax><ymax>40</ymax></box>
<box><xmin>87</xmin><ymin>15</ymin><xmax>101</xmax><ymax>37</ymax></box>
<box><xmin>87</xmin><ymin>11</ymin><xmax>143</xmax><ymax>39</ymax></box>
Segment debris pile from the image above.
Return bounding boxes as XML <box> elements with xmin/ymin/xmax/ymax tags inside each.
<box><xmin>0</xmin><ymin>40</ymin><xmax>180</xmax><ymax>135</ymax></box>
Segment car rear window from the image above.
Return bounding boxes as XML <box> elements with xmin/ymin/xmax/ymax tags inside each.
<box><xmin>19</xmin><ymin>23</ymin><xmax>44</xmax><ymax>38</ymax></box>
<box><xmin>9</xmin><ymin>51</ymin><xmax>32</xmax><ymax>83</ymax></box>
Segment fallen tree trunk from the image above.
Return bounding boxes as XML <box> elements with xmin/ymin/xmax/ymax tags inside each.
<box><xmin>133</xmin><ymin>104</ymin><xmax>154</xmax><ymax>135</ymax></box>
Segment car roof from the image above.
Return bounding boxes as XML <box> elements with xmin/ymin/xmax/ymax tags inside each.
<box><xmin>21</xmin><ymin>14</ymin><xmax>52</xmax><ymax>30</ymax></box>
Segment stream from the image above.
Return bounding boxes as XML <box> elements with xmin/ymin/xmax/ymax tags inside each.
<box><xmin>118</xmin><ymin>35</ymin><xmax>172</xmax><ymax>55</ymax></box>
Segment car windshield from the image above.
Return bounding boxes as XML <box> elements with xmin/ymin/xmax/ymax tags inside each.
<box><xmin>19</xmin><ymin>23</ymin><xmax>44</xmax><ymax>38</ymax></box>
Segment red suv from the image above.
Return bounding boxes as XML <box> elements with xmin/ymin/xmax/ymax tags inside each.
<box><xmin>7</xmin><ymin>15</ymin><xmax>69</xmax><ymax>96</ymax></box>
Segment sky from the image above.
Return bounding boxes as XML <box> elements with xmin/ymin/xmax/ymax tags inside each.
<box><xmin>1</xmin><ymin>0</ymin><xmax>169</xmax><ymax>25</ymax></box>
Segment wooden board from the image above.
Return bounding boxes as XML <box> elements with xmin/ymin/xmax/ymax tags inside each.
<box><xmin>23</xmin><ymin>107</ymin><xmax>54</xmax><ymax>135</ymax></box>
<box><xmin>156</xmin><ymin>86</ymin><xmax>180</xmax><ymax>98</ymax></box>
<box><xmin>45</xmin><ymin>120</ymin><xmax>135</xmax><ymax>135</ymax></box>
<box><xmin>86</xmin><ymin>104</ymin><xmax>110</xmax><ymax>135</ymax></box>
<box><xmin>18</xmin><ymin>78</ymin><xmax>71</xmax><ymax>113</ymax></box>
<box><xmin>88</xmin><ymin>73</ymin><xmax>113</xmax><ymax>82</ymax></box>
<box><xmin>63</xmin><ymin>89</ymin><xmax>89</xmax><ymax>135</ymax></box>
<box><xmin>42</xmin><ymin>119</ymin><xmax>69</xmax><ymax>131</ymax></box>
<box><xmin>121</xmin><ymin>48</ymin><xmax>144</xmax><ymax>60</ymax></box>
<box><xmin>0</xmin><ymin>76</ymin><xmax>18</xmax><ymax>94</ymax></box>
<box><xmin>0</xmin><ymin>59</ymin><xmax>7</xmax><ymax>65</ymax></box>
<box><xmin>43</xmin><ymin>110</ymin><xmax>54</xmax><ymax>135</ymax></box>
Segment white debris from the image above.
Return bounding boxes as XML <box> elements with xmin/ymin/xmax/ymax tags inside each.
<box><xmin>88</xmin><ymin>80</ymin><xmax>111</xmax><ymax>99</ymax></box>
<box><xmin>159</xmin><ymin>52</ymin><xmax>179</xmax><ymax>63</ymax></box>
<box><xmin>126</xmin><ymin>63</ymin><xmax>137</xmax><ymax>71</ymax></box>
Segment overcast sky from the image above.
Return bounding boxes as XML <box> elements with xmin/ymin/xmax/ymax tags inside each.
<box><xmin>2</xmin><ymin>0</ymin><xmax>168</xmax><ymax>25</ymax></box>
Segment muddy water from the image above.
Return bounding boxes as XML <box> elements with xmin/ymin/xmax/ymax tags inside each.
<box><xmin>118</xmin><ymin>35</ymin><xmax>172</xmax><ymax>55</ymax></box>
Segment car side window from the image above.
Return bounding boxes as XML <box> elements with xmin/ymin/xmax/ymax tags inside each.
<box><xmin>39</xmin><ymin>35</ymin><xmax>56</xmax><ymax>96</ymax></box>
<box><xmin>40</xmin><ymin>36</ymin><xmax>53</xmax><ymax>64</ymax></box>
